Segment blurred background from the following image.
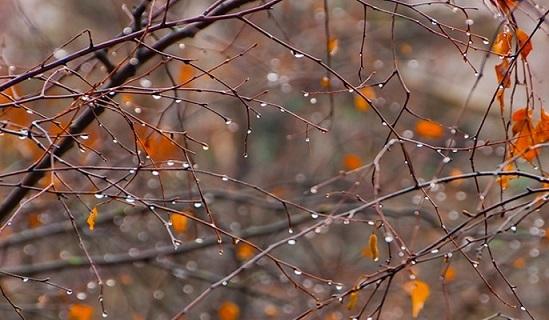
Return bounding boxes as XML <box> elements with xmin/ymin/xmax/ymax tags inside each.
<box><xmin>0</xmin><ymin>0</ymin><xmax>548</xmax><ymax>319</ymax></box>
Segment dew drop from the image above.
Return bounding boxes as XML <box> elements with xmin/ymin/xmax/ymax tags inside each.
<box><xmin>95</xmin><ymin>193</ymin><xmax>105</xmax><ymax>199</ymax></box>
<box><xmin>152</xmin><ymin>95</ymin><xmax>161</xmax><ymax>100</ymax></box>
<box><xmin>126</xmin><ymin>196</ymin><xmax>135</xmax><ymax>203</ymax></box>
<box><xmin>22</xmin><ymin>277</ymin><xmax>29</xmax><ymax>282</ymax></box>
<box><xmin>202</xmin><ymin>145</ymin><xmax>209</xmax><ymax>151</ymax></box>
<box><xmin>287</xmin><ymin>239</ymin><xmax>296</xmax><ymax>245</ymax></box>
<box><xmin>66</xmin><ymin>290</ymin><xmax>73</xmax><ymax>295</ymax></box>
<box><xmin>260</xmin><ymin>102</ymin><xmax>267</xmax><ymax>107</ymax></box>
<box><xmin>311</xmin><ymin>213</ymin><xmax>319</xmax><ymax>219</ymax></box>
<box><xmin>167</xmin><ymin>160</ymin><xmax>175</xmax><ymax>166</ymax></box>
<box><xmin>102</xmin><ymin>312</ymin><xmax>108</xmax><ymax>318</ymax></box>
<box><xmin>193</xmin><ymin>202</ymin><xmax>202</xmax><ymax>208</ymax></box>
<box><xmin>221</xmin><ymin>175</ymin><xmax>229</xmax><ymax>181</ymax></box>
<box><xmin>151</xmin><ymin>170</ymin><xmax>159</xmax><ymax>176</ymax></box>
<box><xmin>293</xmin><ymin>269</ymin><xmax>302</xmax><ymax>275</ymax></box>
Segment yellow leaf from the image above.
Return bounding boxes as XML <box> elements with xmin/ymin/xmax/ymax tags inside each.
<box><xmin>346</xmin><ymin>291</ymin><xmax>359</xmax><ymax>310</ymax></box>
<box><xmin>354</xmin><ymin>87</ymin><xmax>376</xmax><ymax>111</ymax></box>
<box><xmin>236</xmin><ymin>242</ymin><xmax>255</xmax><ymax>261</ymax></box>
<box><xmin>404</xmin><ymin>280</ymin><xmax>430</xmax><ymax>318</ymax></box>
<box><xmin>170</xmin><ymin>213</ymin><xmax>189</xmax><ymax>234</ymax></box>
<box><xmin>415</xmin><ymin>120</ymin><xmax>444</xmax><ymax>139</ymax></box>
<box><xmin>68</xmin><ymin>303</ymin><xmax>94</xmax><ymax>320</ymax></box>
<box><xmin>87</xmin><ymin>207</ymin><xmax>98</xmax><ymax>231</ymax></box>
<box><xmin>218</xmin><ymin>301</ymin><xmax>240</xmax><ymax>320</ymax></box>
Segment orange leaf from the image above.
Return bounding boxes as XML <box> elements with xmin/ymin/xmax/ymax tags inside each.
<box><xmin>443</xmin><ymin>266</ymin><xmax>456</xmax><ymax>282</ymax></box>
<box><xmin>492</xmin><ymin>29</ymin><xmax>512</xmax><ymax>56</ymax></box>
<box><xmin>236</xmin><ymin>242</ymin><xmax>255</xmax><ymax>261</ymax></box>
<box><xmin>513</xmin><ymin>257</ymin><xmax>526</xmax><ymax>269</ymax></box>
<box><xmin>27</xmin><ymin>213</ymin><xmax>42</xmax><ymax>229</ymax></box>
<box><xmin>415</xmin><ymin>120</ymin><xmax>444</xmax><ymax>139</ymax></box>
<box><xmin>68</xmin><ymin>303</ymin><xmax>94</xmax><ymax>320</ymax></box>
<box><xmin>178</xmin><ymin>64</ymin><xmax>194</xmax><ymax>85</ymax></box>
<box><xmin>354</xmin><ymin>87</ymin><xmax>376</xmax><ymax>111</ymax></box>
<box><xmin>328</xmin><ymin>37</ymin><xmax>339</xmax><ymax>56</ymax></box>
<box><xmin>511</xmin><ymin>107</ymin><xmax>530</xmax><ymax>135</ymax></box>
<box><xmin>218</xmin><ymin>301</ymin><xmax>240</xmax><ymax>320</ymax></box>
<box><xmin>495</xmin><ymin>59</ymin><xmax>511</xmax><ymax>88</ymax></box>
<box><xmin>498</xmin><ymin>161</ymin><xmax>516</xmax><ymax>190</ymax></box>
<box><xmin>534</xmin><ymin>110</ymin><xmax>549</xmax><ymax>143</ymax></box>
<box><xmin>263</xmin><ymin>304</ymin><xmax>279</xmax><ymax>318</ymax></box>
<box><xmin>404</xmin><ymin>280</ymin><xmax>430</xmax><ymax>318</ymax></box>
<box><xmin>170</xmin><ymin>213</ymin><xmax>189</xmax><ymax>234</ymax></box>
<box><xmin>516</xmin><ymin>28</ymin><xmax>533</xmax><ymax>59</ymax></box>
<box><xmin>320</xmin><ymin>76</ymin><xmax>331</xmax><ymax>88</ymax></box>
<box><xmin>514</xmin><ymin>124</ymin><xmax>538</xmax><ymax>161</ymax></box>
<box><xmin>368</xmin><ymin>233</ymin><xmax>379</xmax><ymax>262</ymax></box>
<box><xmin>343</xmin><ymin>153</ymin><xmax>363</xmax><ymax>170</ymax></box>
<box><xmin>87</xmin><ymin>207</ymin><xmax>98</xmax><ymax>231</ymax></box>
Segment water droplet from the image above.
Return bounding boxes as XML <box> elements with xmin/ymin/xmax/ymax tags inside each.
<box><xmin>483</xmin><ymin>39</ymin><xmax>490</xmax><ymax>45</ymax></box>
<box><xmin>202</xmin><ymin>145</ymin><xmax>209</xmax><ymax>151</ymax></box>
<box><xmin>22</xmin><ymin>277</ymin><xmax>29</xmax><ymax>282</ymax></box>
<box><xmin>247</xmin><ymin>129</ymin><xmax>252</xmax><ymax>134</ymax></box>
<box><xmin>303</xmin><ymin>92</ymin><xmax>309</xmax><ymax>97</ymax></box>
<box><xmin>222</xmin><ymin>281</ymin><xmax>228</xmax><ymax>286</ymax></box>
<box><xmin>123</xmin><ymin>27</ymin><xmax>132</xmax><ymax>35</ymax></box>
<box><xmin>194</xmin><ymin>202</ymin><xmax>202</xmax><ymax>208</ymax></box>
<box><xmin>152</xmin><ymin>95</ymin><xmax>161</xmax><ymax>100</ymax></box>
<box><xmin>520</xmin><ymin>306</ymin><xmax>526</xmax><ymax>311</ymax></box>
<box><xmin>175</xmin><ymin>99</ymin><xmax>182</xmax><ymax>103</ymax></box>
<box><xmin>335</xmin><ymin>284</ymin><xmax>343</xmax><ymax>291</ymax></box>
<box><xmin>225</xmin><ymin>119</ymin><xmax>232</xmax><ymax>125</ymax></box>
<box><xmin>126</xmin><ymin>196</ymin><xmax>135</xmax><ymax>203</ymax></box>
<box><xmin>81</xmin><ymin>134</ymin><xmax>89</xmax><ymax>140</ymax></box>
<box><xmin>293</xmin><ymin>269</ymin><xmax>302</xmax><ymax>275</ymax></box>
<box><xmin>511</xmin><ymin>226</ymin><xmax>517</xmax><ymax>232</ymax></box>
<box><xmin>102</xmin><ymin>312</ymin><xmax>108</xmax><ymax>318</ymax></box>
<box><xmin>305</xmin><ymin>137</ymin><xmax>310</xmax><ymax>143</ymax></box>
<box><xmin>310</xmin><ymin>187</ymin><xmax>318</xmax><ymax>194</ymax></box>
<box><xmin>287</xmin><ymin>239</ymin><xmax>296</xmax><ymax>245</ymax></box>
<box><xmin>465</xmin><ymin>19</ymin><xmax>474</xmax><ymax>25</ymax></box>
<box><xmin>311</xmin><ymin>213</ymin><xmax>319</xmax><ymax>219</ymax></box>
<box><xmin>384</xmin><ymin>235</ymin><xmax>394</xmax><ymax>243</ymax></box>
<box><xmin>260</xmin><ymin>102</ymin><xmax>267</xmax><ymax>107</ymax></box>
<box><xmin>442</xmin><ymin>157</ymin><xmax>451</xmax><ymax>163</ymax></box>
<box><xmin>95</xmin><ymin>193</ymin><xmax>105</xmax><ymax>199</ymax></box>
<box><xmin>167</xmin><ymin>160</ymin><xmax>175</xmax><ymax>166</ymax></box>
<box><xmin>66</xmin><ymin>290</ymin><xmax>73</xmax><ymax>295</ymax></box>
<box><xmin>221</xmin><ymin>175</ymin><xmax>229</xmax><ymax>181</ymax></box>
<box><xmin>378</xmin><ymin>83</ymin><xmax>383</xmax><ymax>88</ymax></box>
<box><xmin>293</xmin><ymin>51</ymin><xmax>304</xmax><ymax>58</ymax></box>
<box><xmin>151</xmin><ymin>170</ymin><xmax>159</xmax><ymax>176</ymax></box>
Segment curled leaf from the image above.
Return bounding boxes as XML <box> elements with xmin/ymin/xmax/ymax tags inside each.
<box><xmin>404</xmin><ymin>279</ymin><xmax>430</xmax><ymax>318</ymax></box>
<box><xmin>516</xmin><ymin>28</ymin><xmax>533</xmax><ymax>59</ymax></box>
<box><xmin>87</xmin><ymin>207</ymin><xmax>98</xmax><ymax>231</ymax></box>
<box><xmin>492</xmin><ymin>29</ymin><xmax>512</xmax><ymax>56</ymax></box>
<box><xmin>495</xmin><ymin>59</ymin><xmax>511</xmax><ymax>88</ymax></box>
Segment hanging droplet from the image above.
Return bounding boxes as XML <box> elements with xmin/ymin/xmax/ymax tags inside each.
<box><xmin>293</xmin><ymin>269</ymin><xmax>302</xmax><ymax>275</ymax></box>
<box><xmin>287</xmin><ymin>239</ymin><xmax>296</xmax><ymax>245</ymax></box>
<box><xmin>66</xmin><ymin>289</ymin><xmax>73</xmax><ymax>295</ymax></box>
<box><xmin>311</xmin><ymin>213</ymin><xmax>319</xmax><ymax>219</ymax></box>
<box><xmin>152</xmin><ymin>95</ymin><xmax>161</xmax><ymax>100</ymax></box>
<box><xmin>193</xmin><ymin>202</ymin><xmax>202</xmax><ymax>208</ymax></box>
<box><xmin>221</xmin><ymin>175</ymin><xmax>229</xmax><ymax>181</ymax></box>
<box><xmin>22</xmin><ymin>277</ymin><xmax>29</xmax><ymax>282</ymax></box>
<box><xmin>151</xmin><ymin>170</ymin><xmax>159</xmax><ymax>176</ymax></box>
<box><xmin>126</xmin><ymin>196</ymin><xmax>135</xmax><ymax>203</ymax></box>
<box><xmin>167</xmin><ymin>160</ymin><xmax>175</xmax><ymax>166</ymax></box>
<box><xmin>202</xmin><ymin>145</ymin><xmax>209</xmax><ymax>151</ymax></box>
<box><xmin>95</xmin><ymin>193</ymin><xmax>105</xmax><ymax>199</ymax></box>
